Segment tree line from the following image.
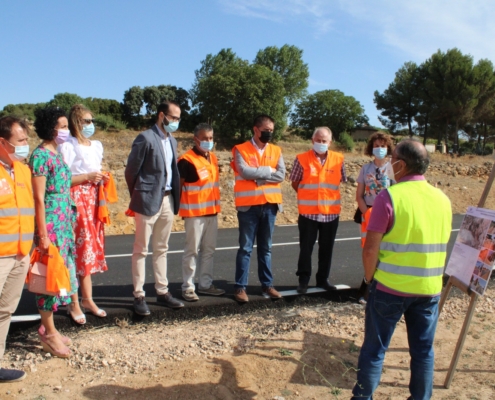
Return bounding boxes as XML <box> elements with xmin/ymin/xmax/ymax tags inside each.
<box><xmin>375</xmin><ymin>48</ymin><xmax>495</xmax><ymax>154</ymax></box>
<box><xmin>0</xmin><ymin>44</ymin><xmax>368</xmax><ymax>144</ymax></box>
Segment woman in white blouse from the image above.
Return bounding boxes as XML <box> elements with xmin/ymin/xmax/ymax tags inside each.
<box><xmin>59</xmin><ymin>104</ymin><xmax>108</xmax><ymax>323</ymax></box>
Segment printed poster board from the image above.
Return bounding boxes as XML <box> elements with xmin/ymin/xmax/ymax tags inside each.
<box><xmin>445</xmin><ymin>206</ymin><xmax>495</xmax><ymax>296</ymax></box>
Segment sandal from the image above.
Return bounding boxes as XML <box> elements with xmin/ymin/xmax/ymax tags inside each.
<box><xmin>39</xmin><ymin>333</ymin><xmax>71</xmax><ymax>358</ymax></box>
<box><xmin>38</xmin><ymin>325</ymin><xmax>72</xmax><ymax>346</ymax></box>
<box><xmin>67</xmin><ymin>303</ymin><xmax>86</xmax><ymax>325</ymax></box>
<box><xmin>80</xmin><ymin>298</ymin><xmax>107</xmax><ymax>318</ymax></box>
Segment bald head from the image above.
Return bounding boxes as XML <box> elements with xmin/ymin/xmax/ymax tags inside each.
<box><xmin>395</xmin><ymin>139</ymin><xmax>429</xmax><ymax>175</ymax></box>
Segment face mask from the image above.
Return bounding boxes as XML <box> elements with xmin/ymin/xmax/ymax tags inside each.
<box><xmin>163</xmin><ymin>120</ymin><xmax>179</xmax><ymax>133</ymax></box>
<box><xmin>391</xmin><ymin>160</ymin><xmax>403</xmax><ymax>176</ymax></box>
<box><xmin>313</xmin><ymin>142</ymin><xmax>328</xmax><ymax>155</ymax></box>
<box><xmin>82</xmin><ymin>123</ymin><xmax>95</xmax><ymax>138</ymax></box>
<box><xmin>55</xmin><ymin>129</ymin><xmax>70</xmax><ymax>145</ymax></box>
<box><xmin>259</xmin><ymin>131</ymin><xmax>272</xmax><ymax>144</ymax></box>
<box><xmin>373</xmin><ymin>147</ymin><xmax>387</xmax><ymax>160</ymax></box>
<box><xmin>4</xmin><ymin>141</ymin><xmax>29</xmax><ymax>162</ymax></box>
<box><xmin>199</xmin><ymin>141</ymin><xmax>214</xmax><ymax>152</ymax></box>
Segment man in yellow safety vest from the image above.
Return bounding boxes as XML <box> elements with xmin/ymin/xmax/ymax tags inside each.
<box><xmin>352</xmin><ymin>140</ymin><xmax>452</xmax><ymax>400</ymax></box>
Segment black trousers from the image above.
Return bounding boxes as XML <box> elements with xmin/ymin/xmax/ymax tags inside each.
<box><xmin>296</xmin><ymin>215</ymin><xmax>339</xmax><ymax>284</ymax></box>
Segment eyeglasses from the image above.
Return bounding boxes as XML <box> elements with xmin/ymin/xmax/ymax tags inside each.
<box><xmin>82</xmin><ymin>119</ymin><xmax>95</xmax><ymax>125</ymax></box>
<box><xmin>166</xmin><ymin>114</ymin><xmax>181</xmax><ymax>123</ymax></box>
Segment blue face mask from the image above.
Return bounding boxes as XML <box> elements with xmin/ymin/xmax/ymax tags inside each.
<box><xmin>200</xmin><ymin>141</ymin><xmax>214</xmax><ymax>152</ymax></box>
<box><xmin>373</xmin><ymin>147</ymin><xmax>387</xmax><ymax>160</ymax></box>
<box><xmin>4</xmin><ymin>140</ymin><xmax>29</xmax><ymax>162</ymax></box>
<box><xmin>82</xmin><ymin>123</ymin><xmax>95</xmax><ymax>138</ymax></box>
<box><xmin>164</xmin><ymin>120</ymin><xmax>179</xmax><ymax>133</ymax></box>
<box><xmin>313</xmin><ymin>142</ymin><xmax>328</xmax><ymax>155</ymax></box>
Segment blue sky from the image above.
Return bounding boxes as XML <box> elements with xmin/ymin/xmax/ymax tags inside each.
<box><xmin>2</xmin><ymin>0</ymin><xmax>494</xmax><ymax>127</ymax></box>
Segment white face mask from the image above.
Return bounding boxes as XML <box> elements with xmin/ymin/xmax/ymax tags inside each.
<box><xmin>391</xmin><ymin>160</ymin><xmax>403</xmax><ymax>177</ymax></box>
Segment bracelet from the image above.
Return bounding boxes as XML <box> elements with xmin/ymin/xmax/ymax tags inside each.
<box><xmin>39</xmin><ymin>235</ymin><xmax>48</xmax><ymax>240</ymax></box>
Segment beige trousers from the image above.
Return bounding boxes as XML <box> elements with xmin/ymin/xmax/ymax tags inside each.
<box><xmin>181</xmin><ymin>215</ymin><xmax>218</xmax><ymax>291</ymax></box>
<box><xmin>0</xmin><ymin>254</ymin><xmax>29</xmax><ymax>361</ymax></box>
<box><xmin>132</xmin><ymin>195</ymin><xmax>174</xmax><ymax>298</ymax></box>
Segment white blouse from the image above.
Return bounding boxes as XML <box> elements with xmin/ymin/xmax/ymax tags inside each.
<box><xmin>59</xmin><ymin>137</ymin><xmax>103</xmax><ymax>175</ymax></box>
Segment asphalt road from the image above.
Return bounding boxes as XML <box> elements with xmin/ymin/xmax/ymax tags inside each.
<box><xmin>13</xmin><ymin>215</ymin><xmax>464</xmax><ymax>327</ymax></box>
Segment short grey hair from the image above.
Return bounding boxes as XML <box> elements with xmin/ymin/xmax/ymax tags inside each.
<box><xmin>312</xmin><ymin>126</ymin><xmax>332</xmax><ymax>140</ymax></box>
<box><xmin>396</xmin><ymin>140</ymin><xmax>429</xmax><ymax>175</ymax></box>
<box><xmin>193</xmin><ymin>123</ymin><xmax>213</xmax><ymax>137</ymax></box>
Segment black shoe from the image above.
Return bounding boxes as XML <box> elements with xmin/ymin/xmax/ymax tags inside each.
<box><xmin>316</xmin><ymin>281</ymin><xmax>337</xmax><ymax>291</ymax></box>
<box><xmin>157</xmin><ymin>292</ymin><xmax>184</xmax><ymax>309</ymax></box>
<box><xmin>297</xmin><ymin>282</ymin><xmax>308</xmax><ymax>294</ymax></box>
<box><xmin>0</xmin><ymin>368</ymin><xmax>26</xmax><ymax>382</ymax></box>
<box><xmin>133</xmin><ymin>296</ymin><xmax>150</xmax><ymax>316</ymax></box>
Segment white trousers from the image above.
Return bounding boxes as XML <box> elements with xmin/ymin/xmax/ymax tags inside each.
<box><xmin>132</xmin><ymin>195</ymin><xmax>174</xmax><ymax>298</ymax></box>
<box><xmin>181</xmin><ymin>215</ymin><xmax>218</xmax><ymax>291</ymax></box>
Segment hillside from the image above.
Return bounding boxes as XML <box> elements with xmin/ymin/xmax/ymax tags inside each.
<box><xmin>27</xmin><ymin>129</ymin><xmax>495</xmax><ymax>235</ymax></box>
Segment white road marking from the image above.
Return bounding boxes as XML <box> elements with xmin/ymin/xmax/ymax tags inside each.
<box><xmin>105</xmin><ymin>228</ymin><xmax>461</xmax><ymax>259</ymax></box>
<box><xmin>11</xmin><ymin>314</ymin><xmax>41</xmax><ymax>323</ymax></box>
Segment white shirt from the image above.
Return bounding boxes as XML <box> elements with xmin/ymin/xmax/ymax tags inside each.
<box><xmin>251</xmin><ymin>138</ymin><xmax>266</xmax><ymax>156</ymax></box>
<box><xmin>155</xmin><ymin>124</ymin><xmax>173</xmax><ymax>191</ymax></box>
<box><xmin>59</xmin><ymin>137</ymin><xmax>103</xmax><ymax>174</ymax></box>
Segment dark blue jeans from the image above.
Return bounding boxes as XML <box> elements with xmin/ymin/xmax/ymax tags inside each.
<box><xmin>235</xmin><ymin>204</ymin><xmax>278</xmax><ymax>290</ymax></box>
<box><xmin>352</xmin><ymin>281</ymin><xmax>439</xmax><ymax>400</ymax></box>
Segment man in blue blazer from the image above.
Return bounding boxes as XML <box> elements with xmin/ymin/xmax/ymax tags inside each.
<box><xmin>125</xmin><ymin>100</ymin><xmax>184</xmax><ymax>315</ymax></box>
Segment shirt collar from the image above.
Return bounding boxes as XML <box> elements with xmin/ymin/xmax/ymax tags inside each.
<box><xmin>398</xmin><ymin>174</ymin><xmax>425</xmax><ymax>183</ymax></box>
<box><xmin>155</xmin><ymin>124</ymin><xmax>169</xmax><ymax>140</ymax></box>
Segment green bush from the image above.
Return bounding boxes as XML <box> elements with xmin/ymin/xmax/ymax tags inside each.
<box><xmin>336</xmin><ymin>132</ymin><xmax>355</xmax><ymax>152</ymax></box>
<box><xmin>94</xmin><ymin>114</ymin><xmax>127</xmax><ymax>131</ymax></box>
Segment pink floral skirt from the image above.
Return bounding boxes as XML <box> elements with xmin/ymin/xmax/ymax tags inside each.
<box><xmin>71</xmin><ymin>182</ymin><xmax>108</xmax><ymax>276</ymax></box>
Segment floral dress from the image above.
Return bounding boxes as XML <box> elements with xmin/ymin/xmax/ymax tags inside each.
<box><xmin>29</xmin><ymin>146</ymin><xmax>79</xmax><ymax>311</ymax></box>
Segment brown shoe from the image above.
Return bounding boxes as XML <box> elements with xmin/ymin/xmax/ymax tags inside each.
<box><xmin>262</xmin><ymin>286</ymin><xmax>282</xmax><ymax>299</ymax></box>
<box><xmin>234</xmin><ymin>289</ymin><xmax>249</xmax><ymax>303</ymax></box>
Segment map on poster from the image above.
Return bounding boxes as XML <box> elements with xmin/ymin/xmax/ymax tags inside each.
<box><xmin>445</xmin><ymin>206</ymin><xmax>495</xmax><ymax>296</ymax></box>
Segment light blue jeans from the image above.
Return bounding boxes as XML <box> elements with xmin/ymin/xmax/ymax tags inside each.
<box><xmin>352</xmin><ymin>281</ymin><xmax>439</xmax><ymax>400</ymax></box>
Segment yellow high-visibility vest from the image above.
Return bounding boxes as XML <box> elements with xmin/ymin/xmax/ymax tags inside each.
<box><xmin>374</xmin><ymin>180</ymin><xmax>452</xmax><ymax>295</ymax></box>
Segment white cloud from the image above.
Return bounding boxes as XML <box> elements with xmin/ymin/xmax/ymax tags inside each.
<box><xmin>217</xmin><ymin>0</ymin><xmax>334</xmax><ymax>36</ymax></box>
<box><xmin>340</xmin><ymin>0</ymin><xmax>495</xmax><ymax>62</ymax></box>
<box><xmin>218</xmin><ymin>0</ymin><xmax>495</xmax><ymax>61</ymax></box>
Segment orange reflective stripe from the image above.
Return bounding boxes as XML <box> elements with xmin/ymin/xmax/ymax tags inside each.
<box><xmin>179</xmin><ymin>150</ymin><xmax>221</xmax><ymax>217</ymax></box>
<box><xmin>232</xmin><ymin>142</ymin><xmax>282</xmax><ymax>207</ymax></box>
<box><xmin>0</xmin><ymin>162</ymin><xmax>34</xmax><ymax>256</ymax></box>
<box><xmin>296</xmin><ymin>150</ymin><xmax>343</xmax><ymax>215</ymax></box>
<box><xmin>361</xmin><ymin>207</ymin><xmax>372</xmax><ymax>248</ymax></box>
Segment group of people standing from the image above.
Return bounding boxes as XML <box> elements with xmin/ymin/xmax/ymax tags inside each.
<box><xmin>0</xmin><ymin>104</ymin><xmax>110</xmax><ymax>376</ymax></box>
<box><xmin>0</xmin><ymin>99</ymin><xmax>453</xmax><ymax>400</ymax></box>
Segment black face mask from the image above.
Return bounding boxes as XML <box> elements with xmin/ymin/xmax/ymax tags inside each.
<box><xmin>259</xmin><ymin>131</ymin><xmax>273</xmax><ymax>144</ymax></box>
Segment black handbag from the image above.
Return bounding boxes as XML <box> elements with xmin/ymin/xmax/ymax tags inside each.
<box><xmin>353</xmin><ymin>207</ymin><xmax>362</xmax><ymax>224</ymax></box>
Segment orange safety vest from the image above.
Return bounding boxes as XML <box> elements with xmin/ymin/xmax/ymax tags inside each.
<box><xmin>360</xmin><ymin>207</ymin><xmax>372</xmax><ymax>248</ymax></box>
<box><xmin>97</xmin><ymin>172</ymin><xmax>118</xmax><ymax>225</ymax></box>
<box><xmin>231</xmin><ymin>141</ymin><xmax>283</xmax><ymax>207</ymax></box>
<box><xmin>178</xmin><ymin>149</ymin><xmax>221</xmax><ymax>217</ymax></box>
<box><xmin>0</xmin><ymin>162</ymin><xmax>34</xmax><ymax>257</ymax></box>
<box><xmin>296</xmin><ymin>150</ymin><xmax>343</xmax><ymax>215</ymax></box>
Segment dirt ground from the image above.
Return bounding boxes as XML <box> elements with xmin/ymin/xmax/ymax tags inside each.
<box><xmin>4</xmin><ymin>291</ymin><xmax>495</xmax><ymax>399</ymax></box>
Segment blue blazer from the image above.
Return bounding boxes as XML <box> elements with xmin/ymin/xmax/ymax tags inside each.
<box><xmin>125</xmin><ymin>125</ymin><xmax>180</xmax><ymax>216</ymax></box>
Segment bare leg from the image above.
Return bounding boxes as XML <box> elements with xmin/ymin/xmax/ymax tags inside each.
<box><xmin>38</xmin><ymin>310</ymin><xmax>70</xmax><ymax>356</ymax></box>
<box><xmin>68</xmin><ymin>291</ymin><xmax>85</xmax><ymax>324</ymax></box>
<box><xmin>80</xmin><ymin>274</ymin><xmax>106</xmax><ymax>317</ymax></box>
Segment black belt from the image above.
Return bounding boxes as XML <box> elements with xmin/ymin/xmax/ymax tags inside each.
<box><xmin>164</xmin><ymin>190</ymin><xmax>171</xmax><ymax>196</ymax></box>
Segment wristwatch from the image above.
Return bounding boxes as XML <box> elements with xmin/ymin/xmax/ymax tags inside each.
<box><xmin>363</xmin><ymin>276</ymin><xmax>371</xmax><ymax>285</ymax></box>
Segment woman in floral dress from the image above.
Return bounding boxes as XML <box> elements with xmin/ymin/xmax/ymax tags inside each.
<box><xmin>30</xmin><ymin>106</ymin><xmax>81</xmax><ymax>357</ymax></box>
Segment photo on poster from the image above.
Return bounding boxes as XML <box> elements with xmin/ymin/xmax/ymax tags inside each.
<box><xmin>457</xmin><ymin>215</ymin><xmax>491</xmax><ymax>250</ymax></box>
<box><xmin>478</xmin><ymin>247</ymin><xmax>495</xmax><ymax>266</ymax></box>
<box><xmin>482</xmin><ymin>232</ymin><xmax>495</xmax><ymax>251</ymax></box>
<box><xmin>480</xmin><ymin>265</ymin><xmax>492</xmax><ymax>280</ymax></box>
<box><xmin>473</xmin><ymin>260</ymin><xmax>484</xmax><ymax>277</ymax></box>
<box><xmin>469</xmin><ymin>274</ymin><xmax>488</xmax><ymax>296</ymax></box>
